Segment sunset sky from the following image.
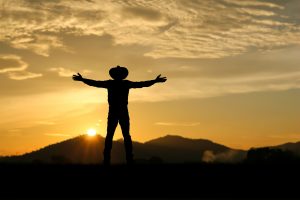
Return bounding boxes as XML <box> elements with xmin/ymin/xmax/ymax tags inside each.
<box><xmin>1</xmin><ymin>0</ymin><xmax>300</xmax><ymax>155</ymax></box>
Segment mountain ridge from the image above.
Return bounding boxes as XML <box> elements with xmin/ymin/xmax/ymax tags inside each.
<box><xmin>1</xmin><ymin>134</ymin><xmax>299</xmax><ymax>164</ymax></box>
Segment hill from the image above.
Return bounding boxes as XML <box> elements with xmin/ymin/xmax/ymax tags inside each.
<box><xmin>0</xmin><ymin>134</ymin><xmax>246</xmax><ymax>164</ymax></box>
<box><xmin>274</xmin><ymin>141</ymin><xmax>300</xmax><ymax>156</ymax></box>
<box><xmin>139</xmin><ymin>135</ymin><xmax>245</xmax><ymax>163</ymax></box>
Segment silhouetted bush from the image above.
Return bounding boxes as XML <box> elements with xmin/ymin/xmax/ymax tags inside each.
<box><xmin>32</xmin><ymin>159</ymin><xmax>45</xmax><ymax>164</ymax></box>
<box><xmin>51</xmin><ymin>155</ymin><xmax>71</xmax><ymax>164</ymax></box>
<box><xmin>246</xmin><ymin>147</ymin><xmax>298</xmax><ymax>164</ymax></box>
<box><xmin>148</xmin><ymin>156</ymin><xmax>164</xmax><ymax>164</ymax></box>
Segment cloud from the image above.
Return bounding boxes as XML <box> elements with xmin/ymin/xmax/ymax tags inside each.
<box><xmin>49</xmin><ymin>67</ymin><xmax>92</xmax><ymax>77</ymax></box>
<box><xmin>237</xmin><ymin>8</ymin><xmax>276</xmax><ymax>16</ymax></box>
<box><xmin>10</xmin><ymin>34</ymin><xmax>65</xmax><ymax>57</ymax></box>
<box><xmin>0</xmin><ymin>54</ymin><xmax>42</xmax><ymax>80</ymax></box>
<box><xmin>223</xmin><ymin>0</ymin><xmax>284</xmax><ymax>9</ymax></box>
<box><xmin>0</xmin><ymin>54</ymin><xmax>27</xmax><ymax>73</ymax></box>
<box><xmin>49</xmin><ymin>67</ymin><xmax>76</xmax><ymax>77</ymax></box>
<box><xmin>121</xmin><ymin>6</ymin><xmax>164</xmax><ymax>22</ymax></box>
<box><xmin>1</xmin><ymin>0</ymin><xmax>300</xmax><ymax>100</ymax></box>
<box><xmin>1</xmin><ymin>0</ymin><xmax>299</xmax><ymax>58</ymax></box>
<box><xmin>8</xmin><ymin>71</ymin><xmax>42</xmax><ymax>80</ymax></box>
<box><xmin>129</xmin><ymin>69</ymin><xmax>300</xmax><ymax>102</ymax></box>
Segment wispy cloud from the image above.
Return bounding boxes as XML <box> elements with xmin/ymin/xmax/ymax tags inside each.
<box><xmin>1</xmin><ymin>0</ymin><xmax>300</xmax><ymax>100</ymax></box>
<box><xmin>1</xmin><ymin>0</ymin><xmax>299</xmax><ymax>59</ymax></box>
<box><xmin>0</xmin><ymin>54</ymin><xmax>27</xmax><ymax>73</ymax></box>
<box><xmin>10</xmin><ymin>34</ymin><xmax>64</xmax><ymax>57</ymax></box>
<box><xmin>8</xmin><ymin>71</ymin><xmax>42</xmax><ymax>80</ymax></box>
<box><xmin>49</xmin><ymin>67</ymin><xmax>75</xmax><ymax>77</ymax></box>
<box><xmin>130</xmin><ymin>66</ymin><xmax>300</xmax><ymax>102</ymax></box>
<box><xmin>49</xmin><ymin>67</ymin><xmax>91</xmax><ymax>77</ymax></box>
<box><xmin>0</xmin><ymin>54</ymin><xmax>42</xmax><ymax>80</ymax></box>
<box><xmin>223</xmin><ymin>0</ymin><xmax>284</xmax><ymax>9</ymax></box>
<box><xmin>237</xmin><ymin>8</ymin><xmax>276</xmax><ymax>16</ymax></box>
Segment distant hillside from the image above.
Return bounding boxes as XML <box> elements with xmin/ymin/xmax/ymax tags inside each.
<box><xmin>138</xmin><ymin>135</ymin><xmax>242</xmax><ymax>163</ymax></box>
<box><xmin>274</xmin><ymin>141</ymin><xmax>300</xmax><ymax>156</ymax></box>
<box><xmin>1</xmin><ymin>135</ymin><xmax>105</xmax><ymax>164</ymax></box>
<box><xmin>0</xmin><ymin>134</ymin><xmax>248</xmax><ymax>164</ymax></box>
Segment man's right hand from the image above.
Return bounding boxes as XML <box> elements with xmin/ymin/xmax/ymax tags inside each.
<box><xmin>72</xmin><ymin>73</ymin><xmax>83</xmax><ymax>81</ymax></box>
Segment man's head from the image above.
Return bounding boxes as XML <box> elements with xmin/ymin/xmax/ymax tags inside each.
<box><xmin>109</xmin><ymin>65</ymin><xmax>128</xmax><ymax>80</ymax></box>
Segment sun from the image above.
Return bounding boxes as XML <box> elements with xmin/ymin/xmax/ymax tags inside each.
<box><xmin>86</xmin><ymin>128</ymin><xmax>97</xmax><ymax>137</ymax></box>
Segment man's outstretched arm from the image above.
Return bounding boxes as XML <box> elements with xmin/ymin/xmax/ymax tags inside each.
<box><xmin>129</xmin><ymin>74</ymin><xmax>167</xmax><ymax>88</ymax></box>
<box><xmin>72</xmin><ymin>73</ymin><xmax>109</xmax><ymax>88</ymax></box>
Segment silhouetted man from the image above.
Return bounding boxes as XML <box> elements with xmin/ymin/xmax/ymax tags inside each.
<box><xmin>73</xmin><ymin>66</ymin><xmax>167</xmax><ymax>165</ymax></box>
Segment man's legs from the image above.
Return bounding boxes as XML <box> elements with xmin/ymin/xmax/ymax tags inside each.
<box><xmin>103</xmin><ymin>113</ymin><xmax>118</xmax><ymax>165</ymax></box>
<box><xmin>119</xmin><ymin>110</ymin><xmax>133</xmax><ymax>164</ymax></box>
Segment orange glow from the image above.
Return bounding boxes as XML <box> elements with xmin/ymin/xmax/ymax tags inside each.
<box><xmin>87</xmin><ymin>128</ymin><xmax>97</xmax><ymax>137</ymax></box>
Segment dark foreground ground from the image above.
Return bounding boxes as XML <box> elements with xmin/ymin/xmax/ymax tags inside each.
<box><xmin>0</xmin><ymin>163</ymin><xmax>299</xmax><ymax>199</ymax></box>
